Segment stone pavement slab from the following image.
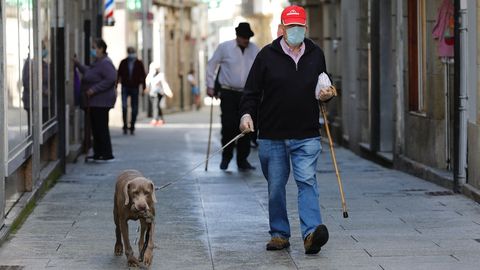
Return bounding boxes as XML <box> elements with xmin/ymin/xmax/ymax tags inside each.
<box><xmin>0</xmin><ymin>107</ymin><xmax>479</xmax><ymax>269</ymax></box>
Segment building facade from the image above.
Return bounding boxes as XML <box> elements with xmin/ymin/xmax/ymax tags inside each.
<box><xmin>303</xmin><ymin>0</ymin><xmax>479</xmax><ymax>200</ymax></box>
<box><xmin>0</xmin><ymin>0</ymin><xmax>208</xmax><ymax>235</ymax></box>
<box><xmin>0</xmin><ymin>0</ymin><xmax>105</xmax><ymax>236</ymax></box>
<box><xmin>102</xmin><ymin>0</ymin><xmax>207</xmax><ymax>122</ymax></box>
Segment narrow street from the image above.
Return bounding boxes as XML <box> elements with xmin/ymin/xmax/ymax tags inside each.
<box><xmin>0</xmin><ymin>107</ymin><xmax>479</xmax><ymax>270</ymax></box>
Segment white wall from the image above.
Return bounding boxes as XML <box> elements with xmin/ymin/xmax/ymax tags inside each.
<box><xmin>103</xmin><ymin>8</ymin><xmax>127</xmax><ymax>127</ymax></box>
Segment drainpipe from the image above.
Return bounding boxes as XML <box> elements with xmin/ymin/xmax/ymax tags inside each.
<box><xmin>394</xmin><ymin>0</ymin><xmax>405</xmax><ymax>156</ymax></box>
<box><xmin>454</xmin><ymin>0</ymin><xmax>468</xmax><ymax>191</ymax></box>
<box><xmin>370</xmin><ymin>0</ymin><xmax>380</xmax><ymax>152</ymax></box>
<box><xmin>96</xmin><ymin>1</ymin><xmax>103</xmax><ymax>37</ymax></box>
<box><xmin>179</xmin><ymin>4</ymin><xmax>185</xmax><ymax>111</ymax></box>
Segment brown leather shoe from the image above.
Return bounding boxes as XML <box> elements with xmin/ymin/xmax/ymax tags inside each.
<box><xmin>266</xmin><ymin>237</ymin><xmax>290</xmax><ymax>251</ymax></box>
<box><xmin>304</xmin><ymin>224</ymin><xmax>329</xmax><ymax>254</ymax></box>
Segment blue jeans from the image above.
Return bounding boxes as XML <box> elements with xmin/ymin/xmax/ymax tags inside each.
<box><xmin>258</xmin><ymin>137</ymin><xmax>322</xmax><ymax>240</ymax></box>
<box><xmin>121</xmin><ymin>87</ymin><xmax>139</xmax><ymax>130</ymax></box>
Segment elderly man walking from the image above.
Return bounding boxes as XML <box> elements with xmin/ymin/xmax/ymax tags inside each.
<box><xmin>239</xmin><ymin>6</ymin><xmax>336</xmax><ymax>254</ymax></box>
<box><xmin>206</xmin><ymin>22</ymin><xmax>259</xmax><ymax>170</ymax></box>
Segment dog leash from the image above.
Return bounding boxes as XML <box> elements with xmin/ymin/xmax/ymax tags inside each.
<box><xmin>136</xmin><ymin>130</ymin><xmax>250</xmax><ymax>259</ymax></box>
<box><xmin>155</xmin><ymin>130</ymin><xmax>249</xmax><ymax>191</ymax></box>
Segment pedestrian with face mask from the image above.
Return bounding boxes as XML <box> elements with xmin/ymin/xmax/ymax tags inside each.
<box><xmin>74</xmin><ymin>38</ymin><xmax>117</xmax><ymax>161</ymax></box>
<box><xmin>239</xmin><ymin>5</ymin><xmax>336</xmax><ymax>254</ymax></box>
<box><xmin>206</xmin><ymin>22</ymin><xmax>259</xmax><ymax>171</ymax></box>
<box><xmin>117</xmin><ymin>46</ymin><xmax>147</xmax><ymax>135</ymax></box>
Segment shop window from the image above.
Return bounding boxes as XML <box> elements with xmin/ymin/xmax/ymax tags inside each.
<box><xmin>5</xmin><ymin>0</ymin><xmax>33</xmax><ymax>153</ymax></box>
<box><xmin>40</xmin><ymin>0</ymin><xmax>56</xmax><ymax>126</ymax></box>
<box><xmin>408</xmin><ymin>0</ymin><xmax>427</xmax><ymax>113</ymax></box>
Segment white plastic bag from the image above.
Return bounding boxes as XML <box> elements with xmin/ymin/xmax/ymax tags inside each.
<box><xmin>315</xmin><ymin>72</ymin><xmax>332</xmax><ymax>99</ymax></box>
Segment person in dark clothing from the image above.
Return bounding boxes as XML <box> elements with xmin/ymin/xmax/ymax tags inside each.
<box><xmin>117</xmin><ymin>46</ymin><xmax>146</xmax><ymax>135</ymax></box>
<box><xmin>74</xmin><ymin>38</ymin><xmax>117</xmax><ymax>161</ymax></box>
<box><xmin>239</xmin><ymin>6</ymin><xmax>336</xmax><ymax>254</ymax></box>
<box><xmin>206</xmin><ymin>22</ymin><xmax>259</xmax><ymax>170</ymax></box>
<box><xmin>22</xmin><ymin>41</ymin><xmax>51</xmax><ymax>129</ymax></box>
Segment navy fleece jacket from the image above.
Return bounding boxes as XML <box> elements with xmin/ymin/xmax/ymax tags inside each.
<box><xmin>240</xmin><ymin>36</ymin><xmax>328</xmax><ymax>139</ymax></box>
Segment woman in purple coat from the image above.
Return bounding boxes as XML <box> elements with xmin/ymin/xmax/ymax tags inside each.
<box><xmin>74</xmin><ymin>38</ymin><xmax>117</xmax><ymax>161</ymax></box>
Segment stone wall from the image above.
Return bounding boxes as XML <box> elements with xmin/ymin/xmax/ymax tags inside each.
<box><xmin>468</xmin><ymin>0</ymin><xmax>480</xmax><ymax>190</ymax></box>
<box><xmin>403</xmin><ymin>0</ymin><xmax>450</xmax><ymax>169</ymax></box>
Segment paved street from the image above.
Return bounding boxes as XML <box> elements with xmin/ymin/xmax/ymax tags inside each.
<box><xmin>0</xmin><ymin>106</ymin><xmax>480</xmax><ymax>270</ymax></box>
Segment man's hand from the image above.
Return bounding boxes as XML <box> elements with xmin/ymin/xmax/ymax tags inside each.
<box><xmin>239</xmin><ymin>114</ymin><xmax>254</xmax><ymax>133</ymax></box>
<box><xmin>207</xmin><ymin>87</ymin><xmax>216</xmax><ymax>98</ymax></box>
<box><xmin>72</xmin><ymin>54</ymin><xmax>79</xmax><ymax>66</ymax></box>
<box><xmin>86</xmin><ymin>89</ymin><xmax>94</xmax><ymax>97</ymax></box>
<box><xmin>318</xmin><ymin>86</ymin><xmax>337</xmax><ymax>102</ymax></box>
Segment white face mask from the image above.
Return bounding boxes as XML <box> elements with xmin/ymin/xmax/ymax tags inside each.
<box><xmin>285</xmin><ymin>26</ymin><xmax>306</xmax><ymax>46</ymax></box>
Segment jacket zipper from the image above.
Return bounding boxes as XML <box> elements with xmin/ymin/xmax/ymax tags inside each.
<box><xmin>274</xmin><ymin>41</ymin><xmax>312</xmax><ymax>71</ymax></box>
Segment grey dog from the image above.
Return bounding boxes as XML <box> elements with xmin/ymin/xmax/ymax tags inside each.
<box><xmin>114</xmin><ymin>169</ymin><xmax>156</xmax><ymax>267</ymax></box>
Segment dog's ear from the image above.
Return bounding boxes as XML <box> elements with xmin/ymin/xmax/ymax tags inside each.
<box><xmin>123</xmin><ymin>181</ymin><xmax>131</xmax><ymax>205</ymax></box>
<box><xmin>149</xmin><ymin>181</ymin><xmax>157</xmax><ymax>203</ymax></box>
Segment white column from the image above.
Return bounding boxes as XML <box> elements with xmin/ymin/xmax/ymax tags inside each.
<box><xmin>0</xmin><ymin>0</ymin><xmax>7</xmax><ymax>226</ymax></box>
<box><xmin>32</xmin><ymin>0</ymin><xmax>41</xmax><ymax>186</ymax></box>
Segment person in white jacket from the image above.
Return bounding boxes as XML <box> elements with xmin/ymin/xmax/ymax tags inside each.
<box><xmin>146</xmin><ymin>63</ymin><xmax>172</xmax><ymax>126</ymax></box>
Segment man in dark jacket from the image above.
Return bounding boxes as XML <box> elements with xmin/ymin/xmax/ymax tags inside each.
<box><xmin>117</xmin><ymin>46</ymin><xmax>146</xmax><ymax>135</ymax></box>
<box><xmin>239</xmin><ymin>5</ymin><xmax>335</xmax><ymax>254</ymax></box>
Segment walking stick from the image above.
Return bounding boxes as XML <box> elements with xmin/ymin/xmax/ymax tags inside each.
<box><xmin>205</xmin><ymin>100</ymin><xmax>214</xmax><ymax>171</ymax></box>
<box><xmin>320</xmin><ymin>102</ymin><xmax>349</xmax><ymax>218</ymax></box>
<box><xmin>84</xmin><ymin>95</ymin><xmax>92</xmax><ymax>163</ymax></box>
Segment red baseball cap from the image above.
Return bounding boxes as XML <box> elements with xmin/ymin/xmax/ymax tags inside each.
<box><xmin>281</xmin><ymin>5</ymin><xmax>306</xmax><ymax>26</ymax></box>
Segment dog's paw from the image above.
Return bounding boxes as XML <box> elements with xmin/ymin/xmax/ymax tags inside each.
<box><xmin>114</xmin><ymin>243</ymin><xmax>123</xmax><ymax>256</ymax></box>
<box><xmin>127</xmin><ymin>256</ymin><xmax>140</xmax><ymax>267</ymax></box>
<box><xmin>143</xmin><ymin>250</ymin><xmax>153</xmax><ymax>266</ymax></box>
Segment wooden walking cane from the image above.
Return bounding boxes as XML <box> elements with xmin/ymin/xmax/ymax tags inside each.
<box><xmin>205</xmin><ymin>101</ymin><xmax>214</xmax><ymax>171</ymax></box>
<box><xmin>83</xmin><ymin>95</ymin><xmax>92</xmax><ymax>163</ymax></box>
<box><xmin>319</xmin><ymin>91</ymin><xmax>349</xmax><ymax>218</ymax></box>
<box><xmin>206</xmin><ymin>69</ymin><xmax>222</xmax><ymax>171</ymax></box>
